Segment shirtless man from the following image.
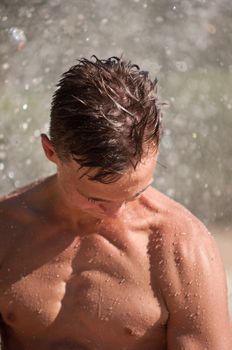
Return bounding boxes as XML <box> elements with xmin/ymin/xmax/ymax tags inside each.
<box><xmin>0</xmin><ymin>56</ymin><xmax>231</xmax><ymax>350</ymax></box>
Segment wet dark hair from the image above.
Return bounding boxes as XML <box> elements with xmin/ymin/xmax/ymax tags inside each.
<box><xmin>49</xmin><ymin>55</ymin><xmax>167</xmax><ymax>183</ymax></box>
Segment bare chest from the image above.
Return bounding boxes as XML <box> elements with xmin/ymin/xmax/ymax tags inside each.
<box><xmin>0</xmin><ymin>232</ymin><xmax>168</xmax><ymax>349</ymax></box>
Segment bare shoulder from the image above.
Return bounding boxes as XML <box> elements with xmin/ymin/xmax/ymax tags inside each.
<box><xmin>146</xmin><ymin>187</ymin><xmax>225</xmax><ymax>282</ymax></box>
<box><xmin>146</xmin><ymin>188</ymin><xmax>232</xmax><ymax>348</ymax></box>
<box><xmin>0</xmin><ymin>176</ymin><xmax>48</xmax><ymax>263</ymax></box>
<box><xmin>0</xmin><ymin>191</ymin><xmax>29</xmax><ymax>264</ymax></box>
<box><xmin>145</xmin><ymin>186</ymin><xmax>213</xmax><ymax>250</ymax></box>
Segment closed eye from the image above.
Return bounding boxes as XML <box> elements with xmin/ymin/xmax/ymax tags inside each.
<box><xmin>87</xmin><ymin>198</ymin><xmax>102</xmax><ymax>203</ymax></box>
<box><xmin>87</xmin><ymin>198</ymin><xmax>96</xmax><ymax>203</ymax></box>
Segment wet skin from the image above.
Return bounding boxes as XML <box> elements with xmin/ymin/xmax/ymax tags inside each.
<box><xmin>0</xmin><ymin>137</ymin><xmax>231</xmax><ymax>349</ymax></box>
<box><xmin>0</xmin><ymin>176</ymin><xmax>169</xmax><ymax>350</ymax></box>
<box><xmin>0</xmin><ymin>175</ymin><xmax>231</xmax><ymax>350</ymax></box>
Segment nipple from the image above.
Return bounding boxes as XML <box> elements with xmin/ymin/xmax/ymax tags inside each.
<box><xmin>124</xmin><ymin>327</ymin><xmax>137</xmax><ymax>337</ymax></box>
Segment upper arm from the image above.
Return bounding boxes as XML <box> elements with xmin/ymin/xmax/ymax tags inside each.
<box><xmin>0</xmin><ymin>200</ymin><xmax>11</xmax><ymax>264</ymax></box>
<box><xmin>152</xmin><ymin>214</ymin><xmax>232</xmax><ymax>349</ymax></box>
<box><xmin>0</xmin><ymin>199</ymin><xmax>16</xmax><ymax>297</ymax></box>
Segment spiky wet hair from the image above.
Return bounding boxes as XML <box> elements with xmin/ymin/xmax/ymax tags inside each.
<box><xmin>49</xmin><ymin>55</ymin><xmax>166</xmax><ymax>183</ymax></box>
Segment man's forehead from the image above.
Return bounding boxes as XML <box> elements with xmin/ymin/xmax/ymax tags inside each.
<box><xmin>71</xmin><ymin>161</ymin><xmax>156</xmax><ymax>202</ymax></box>
<box><xmin>76</xmin><ymin>176</ymin><xmax>155</xmax><ymax>202</ymax></box>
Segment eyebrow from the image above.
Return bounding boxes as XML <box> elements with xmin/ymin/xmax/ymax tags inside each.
<box><xmin>77</xmin><ymin>179</ymin><xmax>154</xmax><ymax>202</ymax></box>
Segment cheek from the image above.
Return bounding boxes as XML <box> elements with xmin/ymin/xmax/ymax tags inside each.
<box><xmin>58</xmin><ymin>173</ymin><xmax>102</xmax><ymax>211</ymax></box>
<box><xmin>73</xmin><ymin>193</ymin><xmax>102</xmax><ymax>211</ymax></box>
<box><xmin>73</xmin><ymin>194</ymin><xmax>89</xmax><ymax>208</ymax></box>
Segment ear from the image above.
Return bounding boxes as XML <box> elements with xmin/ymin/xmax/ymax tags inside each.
<box><xmin>40</xmin><ymin>133</ymin><xmax>59</xmax><ymax>164</ymax></box>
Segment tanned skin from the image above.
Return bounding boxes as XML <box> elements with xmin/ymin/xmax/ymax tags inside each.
<box><xmin>0</xmin><ymin>134</ymin><xmax>231</xmax><ymax>350</ymax></box>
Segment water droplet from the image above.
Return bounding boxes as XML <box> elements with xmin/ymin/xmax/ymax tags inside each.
<box><xmin>32</xmin><ymin>77</ymin><xmax>43</xmax><ymax>85</ymax></box>
<box><xmin>192</xmin><ymin>132</ymin><xmax>197</xmax><ymax>139</ymax></box>
<box><xmin>21</xmin><ymin>122</ymin><xmax>28</xmax><ymax>131</ymax></box>
<box><xmin>119</xmin><ymin>278</ymin><xmax>126</xmax><ymax>284</ymax></box>
<box><xmin>9</xmin><ymin>27</ymin><xmax>27</xmax><ymax>50</ymax></box>
<box><xmin>101</xmin><ymin>316</ymin><xmax>109</xmax><ymax>321</ymax></box>
<box><xmin>0</xmin><ymin>163</ymin><xmax>5</xmax><ymax>171</ymax></box>
<box><xmin>167</xmin><ymin>188</ymin><xmax>175</xmax><ymax>197</ymax></box>
<box><xmin>175</xmin><ymin>61</ymin><xmax>188</xmax><ymax>72</ymax></box>
<box><xmin>8</xmin><ymin>171</ymin><xmax>15</xmax><ymax>179</ymax></box>
<box><xmin>2</xmin><ymin>62</ymin><xmax>10</xmax><ymax>70</ymax></box>
<box><xmin>101</xmin><ymin>18</ymin><xmax>108</xmax><ymax>25</ymax></box>
<box><xmin>34</xmin><ymin>129</ymin><xmax>40</xmax><ymax>137</ymax></box>
<box><xmin>14</xmin><ymin>180</ymin><xmax>21</xmax><ymax>188</ymax></box>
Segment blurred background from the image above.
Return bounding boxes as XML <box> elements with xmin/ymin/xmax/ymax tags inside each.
<box><xmin>0</xmin><ymin>0</ymin><xmax>231</xmax><ymax>318</ymax></box>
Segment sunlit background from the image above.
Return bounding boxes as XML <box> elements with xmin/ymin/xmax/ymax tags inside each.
<box><xmin>0</xmin><ymin>0</ymin><xmax>231</xmax><ymax>319</ymax></box>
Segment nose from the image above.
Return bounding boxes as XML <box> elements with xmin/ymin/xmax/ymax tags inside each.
<box><xmin>99</xmin><ymin>202</ymin><xmax>125</xmax><ymax>216</ymax></box>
